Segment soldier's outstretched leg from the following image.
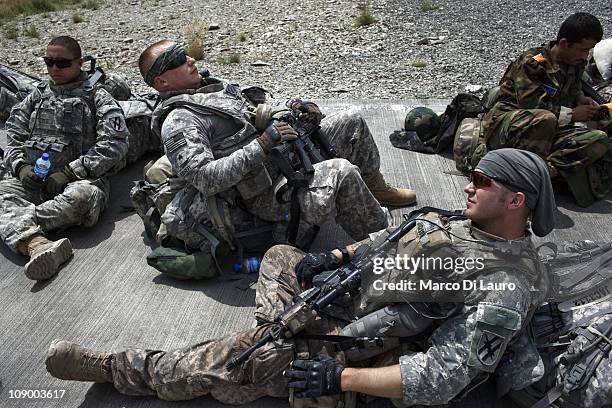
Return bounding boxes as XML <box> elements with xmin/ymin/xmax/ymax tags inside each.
<box><xmin>46</xmin><ymin>325</ymin><xmax>293</xmax><ymax>403</ymax></box>
<box><xmin>46</xmin><ymin>244</ymin><xmax>348</xmax><ymax>406</ymax></box>
<box><xmin>36</xmin><ymin>177</ymin><xmax>110</xmax><ymax>231</ymax></box>
<box><xmin>321</xmin><ymin>111</ymin><xmax>416</xmax><ymax>206</ymax></box>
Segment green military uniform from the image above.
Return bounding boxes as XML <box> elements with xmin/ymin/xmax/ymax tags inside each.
<box><xmin>483</xmin><ymin>42</ymin><xmax>612</xmax><ymax>206</ymax></box>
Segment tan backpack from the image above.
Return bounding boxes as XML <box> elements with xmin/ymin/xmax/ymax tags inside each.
<box><xmin>452</xmin><ymin>116</ymin><xmax>488</xmax><ymax>173</ymax></box>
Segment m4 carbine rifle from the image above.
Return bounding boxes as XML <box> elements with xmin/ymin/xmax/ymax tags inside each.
<box><xmin>269</xmin><ymin>107</ymin><xmax>338</xmax><ymax>245</ymax></box>
<box><xmin>225</xmin><ymin>211</ymin><xmax>422</xmax><ymax>370</ymax></box>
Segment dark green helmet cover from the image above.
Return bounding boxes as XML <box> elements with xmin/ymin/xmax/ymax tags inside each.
<box><xmin>404</xmin><ymin>107</ymin><xmax>441</xmax><ymax>143</ymax></box>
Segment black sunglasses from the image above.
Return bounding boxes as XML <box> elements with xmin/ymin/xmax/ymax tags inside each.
<box><xmin>43</xmin><ymin>57</ymin><xmax>77</xmax><ymax>69</ymax></box>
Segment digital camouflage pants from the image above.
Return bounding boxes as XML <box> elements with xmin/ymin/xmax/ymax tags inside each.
<box><xmin>484</xmin><ymin>108</ymin><xmax>612</xmax><ymax>206</ymax></box>
<box><xmin>0</xmin><ymin>176</ymin><xmax>110</xmax><ymax>252</ymax></box>
<box><xmin>111</xmin><ymin>245</ymin><xmax>346</xmax><ymax>406</ymax></box>
<box><xmin>110</xmin><ymin>245</ymin><xmax>409</xmax><ymax>407</ymax></box>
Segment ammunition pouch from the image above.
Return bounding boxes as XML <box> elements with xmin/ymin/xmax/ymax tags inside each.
<box><xmin>234</xmin><ymin>163</ymin><xmax>274</xmax><ymax>200</ymax></box>
<box><xmin>23</xmin><ymin>135</ymin><xmax>79</xmax><ymax>173</ymax></box>
<box><xmin>339</xmin><ymin>303</ymin><xmax>434</xmax><ymax>361</ymax></box>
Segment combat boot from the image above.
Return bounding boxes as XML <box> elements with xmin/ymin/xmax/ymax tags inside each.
<box><xmin>363</xmin><ymin>171</ymin><xmax>417</xmax><ymax>207</ymax></box>
<box><xmin>18</xmin><ymin>234</ymin><xmax>73</xmax><ymax>281</ymax></box>
<box><xmin>45</xmin><ymin>339</ymin><xmax>113</xmax><ymax>383</ymax></box>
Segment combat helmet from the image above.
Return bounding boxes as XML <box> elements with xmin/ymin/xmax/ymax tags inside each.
<box><xmin>404</xmin><ymin>107</ymin><xmax>441</xmax><ymax>144</ymax></box>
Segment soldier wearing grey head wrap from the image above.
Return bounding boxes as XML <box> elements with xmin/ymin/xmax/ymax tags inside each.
<box><xmin>46</xmin><ymin>147</ymin><xmax>554</xmax><ymax>407</ymax></box>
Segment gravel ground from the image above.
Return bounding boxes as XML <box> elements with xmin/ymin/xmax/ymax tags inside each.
<box><xmin>0</xmin><ymin>0</ymin><xmax>610</xmax><ymax>99</ymax></box>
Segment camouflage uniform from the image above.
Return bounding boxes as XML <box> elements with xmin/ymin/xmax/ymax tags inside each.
<box><xmin>508</xmin><ymin>300</ymin><xmax>611</xmax><ymax>408</ymax></box>
<box><xmin>109</xmin><ymin>212</ymin><xmax>547</xmax><ymax>406</ymax></box>
<box><xmin>0</xmin><ymin>72</ymin><xmax>129</xmax><ymax>252</ymax></box>
<box><xmin>483</xmin><ymin>42</ymin><xmax>612</xmax><ymax>205</ymax></box>
<box><xmin>151</xmin><ymin>83</ymin><xmax>387</xmax><ymax>251</ymax></box>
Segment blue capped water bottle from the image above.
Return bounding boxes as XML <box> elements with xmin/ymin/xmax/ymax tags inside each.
<box><xmin>34</xmin><ymin>152</ymin><xmax>51</xmax><ymax>179</ymax></box>
<box><xmin>233</xmin><ymin>257</ymin><xmax>261</xmax><ymax>274</ymax></box>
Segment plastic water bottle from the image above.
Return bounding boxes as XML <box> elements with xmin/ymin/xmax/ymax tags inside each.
<box><xmin>233</xmin><ymin>257</ymin><xmax>261</xmax><ymax>274</ymax></box>
<box><xmin>34</xmin><ymin>152</ymin><xmax>51</xmax><ymax>179</ymax></box>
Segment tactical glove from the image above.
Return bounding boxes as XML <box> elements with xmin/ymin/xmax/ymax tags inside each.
<box><xmin>18</xmin><ymin>164</ymin><xmax>45</xmax><ymax>190</ymax></box>
<box><xmin>288</xmin><ymin>99</ymin><xmax>324</xmax><ymax>126</ymax></box>
<box><xmin>257</xmin><ymin>121</ymin><xmax>298</xmax><ymax>152</ymax></box>
<box><xmin>295</xmin><ymin>251</ymin><xmax>343</xmax><ymax>289</ymax></box>
<box><xmin>285</xmin><ymin>356</ymin><xmax>345</xmax><ymax>398</ymax></box>
<box><xmin>45</xmin><ymin>166</ymin><xmax>77</xmax><ymax>195</ymax></box>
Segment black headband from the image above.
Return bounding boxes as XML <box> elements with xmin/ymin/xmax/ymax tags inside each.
<box><xmin>144</xmin><ymin>43</ymin><xmax>187</xmax><ymax>86</ymax></box>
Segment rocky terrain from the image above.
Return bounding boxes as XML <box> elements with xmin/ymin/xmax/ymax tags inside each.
<box><xmin>0</xmin><ymin>0</ymin><xmax>610</xmax><ymax>99</ymax></box>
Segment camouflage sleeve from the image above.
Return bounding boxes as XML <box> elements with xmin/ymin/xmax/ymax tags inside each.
<box><xmin>511</xmin><ymin>58</ymin><xmax>565</xmax><ymax>116</ymax></box>
<box><xmin>508</xmin><ymin>54</ymin><xmax>585</xmax><ymax>119</ymax></box>
<box><xmin>4</xmin><ymin>89</ymin><xmax>39</xmax><ymax>175</ymax></box>
<box><xmin>161</xmin><ymin>108</ymin><xmax>267</xmax><ymax>196</ymax></box>
<box><xmin>399</xmin><ymin>303</ymin><xmax>524</xmax><ymax>405</ymax></box>
<box><xmin>68</xmin><ymin>88</ymin><xmax>129</xmax><ymax>179</ymax></box>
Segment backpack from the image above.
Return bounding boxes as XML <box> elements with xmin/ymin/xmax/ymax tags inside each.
<box><xmin>452</xmin><ymin>116</ymin><xmax>488</xmax><ymax>173</ymax></box>
<box><xmin>388</xmin><ymin>93</ymin><xmax>488</xmax><ymax>158</ymax></box>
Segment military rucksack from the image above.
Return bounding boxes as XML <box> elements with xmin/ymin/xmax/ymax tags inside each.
<box><xmin>388</xmin><ymin>93</ymin><xmax>488</xmax><ymax>159</ymax></box>
<box><xmin>453</xmin><ymin>116</ymin><xmax>488</xmax><ymax>173</ymax></box>
<box><xmin>503</xmin><ymin>240</ymin><xmax>612</xmax><ymax>408</ymax></box>
<box><xmin>117</xmin><ymin>95</ymin><xmax>162</xmax><ymax>164</ymax></box>
<box><xmin>0</xmin><ymin>63</ymin><xmax>40</xmax><ymax>120</ymax></box>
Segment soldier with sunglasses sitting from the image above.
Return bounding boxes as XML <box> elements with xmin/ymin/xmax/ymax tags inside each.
<box><xmin>0</xmin><ymin>36</ymin><xmax>129</xmax><ymax>281</ymax></box>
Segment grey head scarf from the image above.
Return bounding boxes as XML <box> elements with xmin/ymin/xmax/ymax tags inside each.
<box><xmin>476</xmin><ymin>148</ymin><xmax>556</xmax><ymax>237</ymax></box>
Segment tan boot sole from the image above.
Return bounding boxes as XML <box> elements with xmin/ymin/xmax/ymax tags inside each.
<box><xmin>24</xmin><ymin>238</ymin><xmax>73</xmax><ymax>281</ymax></box>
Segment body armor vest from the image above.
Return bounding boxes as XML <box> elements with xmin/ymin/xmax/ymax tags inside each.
<box><xmin>151</xmin><ymin>83</ymin><xmax>282</xmax><ymax>200</ymax></box>
<box><xmin>357</xmin><ymin>213</ymin><xmax>543</xmax><ymax>316</ymax></box>
<box><xmin>151</xmin><ymin>84</ymin><xmax>261</xmax><ymax>158</ymax></box>
<box><xmin>25</xmin><ymin>82</ymin><xmax>97</xmax><ymax>173</ymax></box>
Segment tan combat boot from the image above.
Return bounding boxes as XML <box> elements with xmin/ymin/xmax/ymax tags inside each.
<box><xmin>363</xmin><ymin>171</ymin><xmax>417</xmax><ymax>207</ymax></box>
<box><xmin>45</xmin><ymin>339</ymin><xmax>113</xmax><ymax>383</ymax></box>
<box><xmin>18</xmin><ymin>234</ymin><xmax>73</xmax><ymax>281</ymax></box>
